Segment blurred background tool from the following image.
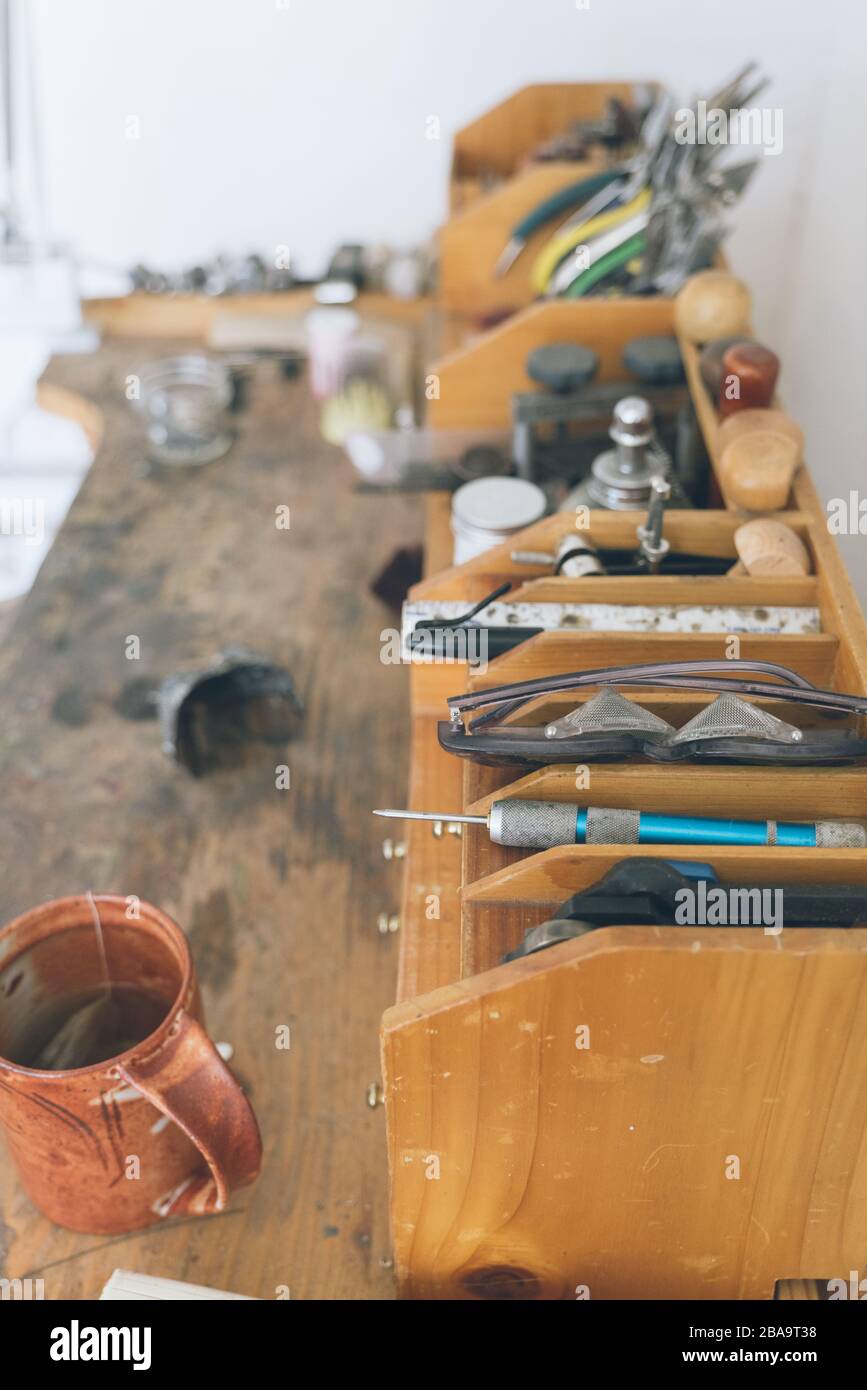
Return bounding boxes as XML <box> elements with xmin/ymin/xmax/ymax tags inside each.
<box><xmin>346</xmin><ymin>425</ymin><xmax>511</xmax><ymax>489</ymax></box>
<box><xmin>552</xmin><ymin>216</ymin><xmax>649</xmax><ymax>298</ymax></box>
<box><xmin>495</xmin><ymin>88</ymin><xmax>671</xmax><ymax>280</ymax></box>
<box><xmin>512</xmin><ymin>340</ymin><xmax>599</xmax><ymax>482</ymax></box>
<box><xmin>511</xmin><ymin>338</ymin><xmax>703</xmax><ymax>497</ymax></box>
<box><xmin>564</xmin><ymin>395</ymin><xmax>687</xmax><ymax>509</ymax></box>
<box><xmin>532</xmin><ymin>187</ymin><xmax>652</xmax><ymax>294</ymax></box>
<box><xmin>504</xmin><ymin>66</ymin><xmax>766</xmax><ymax>297</ymax></box>
<box><xmin>636</xmin><ymin>475</ymin><xmax>671</xmax><ymax>570</ymax></box>
<box><xmin>491</xmin><ymin>87</ymin><xmax>661</xmax><ymax>276</ymax></box>
<box><xmin>511</xmin><ymin>496</ymin><xmax>731</xmax><ymax>576</ymax></box>
<box><xmin>718</xmin><ymin>407</ymin><xmax>803</xmax><ymax>453</ymax></box>
<box><xmin>493</xmin><ymin>167</ymin><xmax>629</xmax><ymax>278</ymax></box>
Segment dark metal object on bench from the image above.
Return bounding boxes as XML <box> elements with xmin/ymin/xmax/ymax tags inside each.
<box><xmin>502</xmin><ymin>858</ymin><xmax>867</xmax><ymax>961</ymax></box>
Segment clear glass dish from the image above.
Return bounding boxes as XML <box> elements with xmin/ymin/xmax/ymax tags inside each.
<box><xmin>132</xmin><ymin>355</ymin><xmax>233</xmax><ymax>466</ymax></box>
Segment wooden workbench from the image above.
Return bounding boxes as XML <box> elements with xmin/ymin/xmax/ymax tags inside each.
<box><xmin>0</xmin><ymin>328</ymin><xmax>424</xmax><ymax>1300</ymax></box>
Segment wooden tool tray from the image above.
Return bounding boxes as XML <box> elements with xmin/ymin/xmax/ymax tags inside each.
<box><xmin>448</xmin><ymin>81</ymin><xmax>645</xmax><ymax>214</ymax></box>
<box><xmin>442</xmin><ymin>81</ymin><xmax>660</xmax><ymax>319</ymax></box>
<box><xmin>381</xmin><ymin>279</ymin><xmax>867</xmax><ymax>1300</ymax></box>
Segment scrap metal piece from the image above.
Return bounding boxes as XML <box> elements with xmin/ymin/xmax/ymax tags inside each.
<box><xmin>159</xmin><ymin>647</ymin><xmax>302</xmax><ymax>777</ymax></box>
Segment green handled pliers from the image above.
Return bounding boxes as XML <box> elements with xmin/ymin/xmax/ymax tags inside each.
<box><xmin>493</xmin><ymin>90</ymin><xmax>672</xmax><ymax>280</ymax></box>
<box><xmin>562</xmin><ymin>232</ymin><xmax>647</xmax><ymax>298</ymax></box>
<box><xmin>492</xmin><ymin>167</ymin><xmax>626</xmax><ymax>278</ymax></box>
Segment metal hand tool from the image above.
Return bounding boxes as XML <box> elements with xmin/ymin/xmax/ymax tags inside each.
<box><xmin>536</xmin><ymin>91</ymin><xmax>673</xmax><ymax>258</ymax></box>
<box><xmin>510</xmin><ymin>538</ymin><xmax>732</xmax><ymax>576</ymax></box>
<box><xmin>546</xmin><ymin>209</ymin><xmax>650</xmax><ymax>297</ymax></box>
<box><xmin>510</xmin><ymin>349</ymin><xmax>687</xmax><ymax>487</ymax></box>
<box><xmin>633</xmin><ymin>161</ymin><xmax>758</xmax><ymax>295</ymax></box>
<box><xmin>512</xmin><ymin>479</ymin><xmax>730</xmax><ymax>575</ymax></box>
<box><xmin>565</xmin><ymin>396</ymin><xmax>680</xmax><ymax>509</ymax></box>
<box><xmin>531</xmin><ymin>188</ymin><xmax>652</xmax><ymax>295</ymax></box>
<box><xmin>532</xmin><ymin>65</ymin><xmax>769</xmax><ymax>298</ymax></box>
<box><xmin>374</xmin><ymin>802</ymin><xmax>867</xmax><ymax>850</ymax></box>
<box><xmin>494</xmin><ymin>89</ymin><xmax>672</xmax><ymax>280</ymax></box>
<box><xmin>636</xmin><ymin>476</ymin><xmax>671</xmax><ymax>570</ymax></box>
<box><xmin>493</xmin><ymin>169</ymin><xmax>625</xmax><ymax>278</ymax></box>
<box><xmin>562</xmin><ymin>232</ymin><xmax>647</xmax><ymax>297</ymax></box>
<box><xmin>406</xmin><ymin>594</ymin><xmax>818</xmax><ymax>663</ymax></box>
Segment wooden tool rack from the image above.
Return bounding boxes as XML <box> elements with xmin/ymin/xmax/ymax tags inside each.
<box><xmin>380</xmin><ymin>284</ymin><xmax>867</xmax><ymax>1299</ymax></box>
<box><xmin>441</xmin><ymin>82</ymin><xmax>655</xmax><ymax>321</ymax></box>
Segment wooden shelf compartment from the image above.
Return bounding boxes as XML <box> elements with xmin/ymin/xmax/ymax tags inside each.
<box><xmin>448</xmin><ymin>81</ymin><xmax>649</xmax><ymax>213</ymax></box>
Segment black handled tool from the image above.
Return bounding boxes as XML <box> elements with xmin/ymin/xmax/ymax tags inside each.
<box><xmin>502</xmin><ymin>858</ymin><xmax>867</xmax><ymax>961</ymax></box>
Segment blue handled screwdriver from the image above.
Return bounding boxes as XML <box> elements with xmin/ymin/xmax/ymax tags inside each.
<box><xmin>374</xmin><ymin>802</ymin><xmax>867</xmax><ymax>851</ymax></box>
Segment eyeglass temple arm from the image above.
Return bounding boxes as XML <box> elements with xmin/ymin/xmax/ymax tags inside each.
<box><xmin>446</xmin><ymin>660</ymin><xmax>867</xmax><ymax>732</ymax></box>
<box><xmin>450</xmin><ymin>659</ymin><xmax>815</xmax><ymax>714</ymax></box>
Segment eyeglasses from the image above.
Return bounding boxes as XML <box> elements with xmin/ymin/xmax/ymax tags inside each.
<box><xmin>439</xmin><ymin>659</ymin><xmax>867</xmax><ymax>767</ymax></box>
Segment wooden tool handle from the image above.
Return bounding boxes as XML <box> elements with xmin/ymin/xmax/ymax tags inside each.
<box><xmin>718</xmin><ymin>342</ymin><xmax>780</xmax><ymax>417</ymax></box>
<box><xmin>674</xmin><ymin>271</ymin><xmax>752</xmax><ymax>344</ymax></box>
<box><xmin>721</xmin><ymin>431</ymin><xmax>800</xmax><ymax>511</ymax></box>
<box><xmin>719</xmin><ymin>407</ymin><xmax>804</xmax><ymax>453</ymax></box>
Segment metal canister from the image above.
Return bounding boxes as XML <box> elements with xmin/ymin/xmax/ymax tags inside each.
<box><xmin>451</xmin><ymin>477</ymin><xmax>547</xmax><ymax>565</ymax></box>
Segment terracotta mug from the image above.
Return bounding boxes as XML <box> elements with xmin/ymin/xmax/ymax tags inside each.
<box><xmin>0</xmin><ymin>895</ymin><xmax>261</xmax><ymax>1234</ymax></box>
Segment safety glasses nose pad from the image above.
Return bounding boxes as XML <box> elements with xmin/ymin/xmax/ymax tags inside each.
<box><xmin>542</xmin><ymin>688</ymin><xmax>805</xmax><ymax>747</ymax></box>
<box><xmin>667</xmin><ymin>693</ymin><xmax>803</xmax><ymax>746</ymax></box>
<box><xmin>543</xmin><ymin>686</ymin><xmax>675</xmax><ymax>741</ymax></box>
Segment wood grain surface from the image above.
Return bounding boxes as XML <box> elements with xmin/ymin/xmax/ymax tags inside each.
<box><xmin>382</xmin><ymin>262</ymin><xmax>867</xmax><ymax>1299</ymax></box>
<box><xmin>382</xmin><ymin>926</ymin><xmax>867</xmax><ymax>1300</ymax></box>
<box><xmin>0</xmin><ymin>340</ymin><xmax>422</xmax><ymax>1300</ymax></box>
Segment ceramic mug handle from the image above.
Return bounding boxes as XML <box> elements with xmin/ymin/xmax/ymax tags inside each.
<box><xmin>118</xmin><ymin>1010</ymin><xmax>262</xmax><ymax>1215</ymax></box>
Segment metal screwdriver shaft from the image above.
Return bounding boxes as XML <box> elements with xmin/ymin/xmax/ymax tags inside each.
<box><xmin>374</xmin><ymin>809</ymin><xmax>487</xmax><ymax>826</ymax></box>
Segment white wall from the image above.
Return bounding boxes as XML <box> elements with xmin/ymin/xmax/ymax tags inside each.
<box><xmin>26</xmin><ymin>0</ymin><xmax>867</xmax><ymax>594</ymax></box>
<box><xmin>772</xmin><ymin>22</ymin><xmax>867</xmax><ymax>597</ymax></box>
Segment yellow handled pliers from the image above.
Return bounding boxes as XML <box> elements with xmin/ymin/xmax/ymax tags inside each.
<box><xmin>530</xmin><ymin>186</ymin><xmax>651</xmax><ymax>295</ymax></box>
